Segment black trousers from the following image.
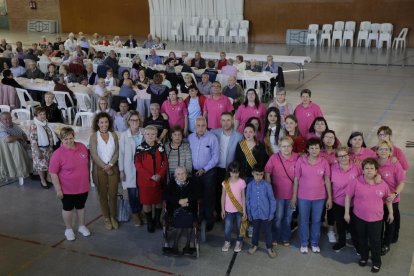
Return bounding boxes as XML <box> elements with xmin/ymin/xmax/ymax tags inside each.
<box><xmin>332</xmin><ymin>203</ymin><xmax>358</xmax><ymax>249</ymax></box>
<box><xmin>382</xmin><ymin>202</ymin><xmax>399</xmax><ymax>246</ymax></box>
<box><xmin>215</xmin><ymin>167</ymin><xmax>226</xmax><ymax>220</ymax></box>
<box><xmin>354</xmin><ymin>215</ymin><xmax>382</xmax><ymax>267</ymax></box>
<box><xmin>193</xmin><ymin>168</ymin><xmax>217</xmax><ymax>225</ymax></box>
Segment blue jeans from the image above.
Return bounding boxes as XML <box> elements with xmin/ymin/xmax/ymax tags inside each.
<box><xmin>224</xmin><ymin>212</ymin><xmax>242</xmax><ymax>242</ymax></box>
<box><xmin>251</xmin><ymin>219</ymin><xmax>272</xmax><ymax>249</ymax></box>
<box><xmin>272</xmin><ymin>198</ymin><xmax>295</xmax><ymax>243</ymax></box>
<box><xmin>127</xmin><ymin>187</ymin><xmax>142</xmax><ymax>214</ymax></box>
<box><xmin>298</xmin><ymin>198</ymin><xmax>325</xmax><ymax>247</ymax></box>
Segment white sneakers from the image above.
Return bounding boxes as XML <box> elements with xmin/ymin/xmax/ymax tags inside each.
<box><xmin>327</xmin><ymin>231</ymin><xmax>337</xmax><ymax>243</ymax></box>
<box><xmin>78</xmin><ymin>225</ymin><xmax>91</xmax><ymax>237</ymax></box>
<box><xmin>222</xmin><ymin>241</ymin><xmax>231</xmax><ymax>252</ymax></box>
<box><xmin>311</xmin><ymin>246</ymin><xmax>321</xmax><ymax>253</ymax></box>
<box><xmin>300</xmin><ymin>246</ymin><xmax>308</xmax><ymax>254</ymax></box>
<box><xmin>65</xmin><ymin>226</ymin><xmax>91</xmax><ymax>241</ymax></box>
<box><xmin>65</xmin><ymin>229</ymin><xmax>75</xmax><ymax>241</ymax></box>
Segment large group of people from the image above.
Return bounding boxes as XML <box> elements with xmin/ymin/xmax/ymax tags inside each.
<box><xmin>0</xmin><ymin>33</ymin><xmax>409</xmax><ymax>273</ymax></box>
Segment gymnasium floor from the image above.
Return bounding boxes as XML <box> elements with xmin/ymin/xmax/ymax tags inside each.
<box><xmin>1</xmin><ymin>32</ymin><xmax>413</xmax><ymax>276</ymax></box>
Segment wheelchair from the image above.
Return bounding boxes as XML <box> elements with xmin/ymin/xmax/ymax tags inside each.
<box><xmin>162</xmin><ymin>202</ymin><xmax>200</xmax><ymax>258</ymax></box>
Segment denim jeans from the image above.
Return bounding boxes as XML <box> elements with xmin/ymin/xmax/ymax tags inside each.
<box><xmin>298</xmin><ymin>198</ymin><xmax>325</xmax><ymax>247</ymax></box>
<box><xmin>224</xmin><ymin>212</ymin><xmax>243</xmax><ymax>242</ymax></box>
<box><xmin>127</xmin><ymin>187</ymin><xmax>142</xmax><ymax>214</ymax></box>
<box><xmin>272</xmin><ymin>198</ymin><xmax>295</xmax><ymax>243</ymax></box>
<box><xmin>251</xmin><ymin>219</ymin><xmax>272</xmax><ymax>249</ymax></box>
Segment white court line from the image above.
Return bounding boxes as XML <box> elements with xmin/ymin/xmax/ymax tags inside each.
<box><xmin>410</xmin><ymin>251</ymin><xmax>414</xmax><ymax>276</ymax></box>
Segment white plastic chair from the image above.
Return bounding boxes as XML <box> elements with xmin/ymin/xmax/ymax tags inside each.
<box><xmin>331</xmin><ymin>21</ymin><xmax>345</xmax><ymax>47</ymax></box>
<box><xmin>15</xmin><ymin>88</ymin><xmax>40</xmax><ymax>115</ymax></box>
<box><xmin>171</xmin><ymin>19</ymin><xmax>183</xmax><ymax>41</ymax></box>
<box><xmin>0</xmin><ymin>105</ymin><xmax>11</xmax><ymax>112</ymax></box>
<box><xmin>342</xmin><ymin>21</ymin><xmax>356</xmax><ymax>47</ymax></box>
<box><xmin>74</xmin><ymin>92</ymin><xmax>92</xmax><ymax>112</ymax></box>
<box><xmin>11</xmin><ymin>108</ymin><xmax>31</xmax><ymax>120</ymax></box>
<box><xmin>217</xmin><ymin>19</ymin><xmax>230</xmax><ymax>43</ymax></box>
<box><xmin>319</xmin><ymin>24</ymin><xmax>333</xmax><ymax>46</ymax></box>
<box><xmin>306</xmin><ymin>24</ymin><xmax>319</xmax><ymax>46</ymax></box>
<box><xmin>73</xmin><ymin>112</ymin><xmax>95</xmax><ymax>127</ymax></box>
<box><xmin>208</xmin><ymin>19</ymin><xmax>219</xmax><ymax>42</ymax></box>
<box><xmin>118</xmin><ymin>57</ymin><xmax>133</xmax><ymax>68</ymax></box>
<box><xmin>215</xmin><ymin>74</ymin><xmax>230</xmax><ymax>88</ymax></box>
<box><xmin>367</xmin><ymin>23</ymin><xmax>381</xmax><ymax>48</ymax></box>
<box><xmin>197</xmin><ymin>18</ymin><xmax>210</xmax><ymax>42</ymax></box>
<box><xmin>392</xmin><ymin>28</ymin><xmax>408</xmax><ymax>49</ymax></box>
<box><xmin>378</xmin><ymin>23</ymin><xmax>393</xmax><ymax>49</ymax></box>
<box><xmin>53</xmin><ymin>91</ymin><xmax>75</xmax><ymax>124</ymax></box>
<box><xmin>188</xmin><ymin>17</ymin><xmax>200</xmax><ymax>42</ymax></box>
<box><xmin>37</xmin><ymin>61</ymin><xmax>49</xmax><ymax>74</ymax></box>
<box><xmin>227</xmin><ymin>96</ymin><xmax>234</xmax><ymax>105</ymax></box>
<box><xmin>229</xmin><ymin>21</ymin><xmax>240</xmax><ymax>43</ymax></box>
<box><xmin>238</xmin><ymin>20</ymin><xmax>249</xmax><ymax>44</ymax></box>
<box><xmin>357</xmin><ymin>21</ymin><xmax>371</xmax><ymax>47</ymax></box>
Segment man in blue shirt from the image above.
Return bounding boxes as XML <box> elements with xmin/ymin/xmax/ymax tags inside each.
<box><xmin>114</xmin><ymin>100</ymin><xmax>129</xmax><ymax>132</ymax></box>
<box><xmin>262</xmin><ymin>55</ymin><xmax>285</xmax><ymax>89</ymax></box>
<box><xmin>119</xmin><ymin>79</ymin><xmax>136</xmax><ymax>102</ymax></box>
<box><xmin>188</xmin><ymin>116</ymin><xmax>219</xmax><ymax>231</ymax></box>
<box><xmin>146</xmin><ymin>49</ymin><xmax>162</xmax><ymax>66</ymax></box>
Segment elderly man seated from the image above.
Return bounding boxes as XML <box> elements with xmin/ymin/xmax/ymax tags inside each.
<box><xmin>197</xmin><ymin>73</ymin><xmax>212</xmax><ymax>96</ymax></box>
<box><xmin>191</xmin><ymin>51</ymin><xmax>206</xmax><ymax>69</ymax></box>
<box><xmin>103</xmin><ymin>50</ymin><xmax>120</xmax><ymax>77</ymax></box>
<box><xmin>10</xmin><ymin>58</ymin><xmax>26</xmax><ymax>77</ymax></box>
<box><xmin>146</xmin><ymin>49</ymin><xmax>162</xmax><ymax>66</ymax></box>
<box><xmin>222</xmin><ymin>75</ymin><xmax>244</xmax><ymax>109</ymax></box>
<box><xmin>0</xmin><ymin>112</ymin><xmax>32</xmax><ymax>185</ymax></box>
<box><xmin>163</xmin><ymin>166</ymin><xmax>200</xmax><ymax>255</ymax></box>
<box><xmin>142</xmin><ymin>34</ymin><xmax>155</xmax><ymax>49</ymax></box>
<box><xmin>22</xmin><ymin>60</ymin><xmax>45</xmax><ymax>79</ymax></box>
<box><xmin>119</xmin><ymin>79</ymin><xmax>136</xmax><ymax>102</ymax></box>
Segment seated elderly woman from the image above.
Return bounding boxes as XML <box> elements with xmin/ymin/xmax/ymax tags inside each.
<box><xmin>0</xmin><ymin>112</ymin><xmax>31</xmax><ymax>184</ymax></box>
<box><xmin>163</xmin><ymin>166</ymin><xmax>200</xmax><ymax>254</ymax></box>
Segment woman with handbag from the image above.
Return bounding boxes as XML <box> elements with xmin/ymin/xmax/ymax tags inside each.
<box><xmin>89</xmin><ymin>112</ymin><xmax>120</xmax><ymax>230</ymax></box>
<box><xmin>265</xmin><ymin>136</ymin><xmax>299</xmax><ymax>247</ymax></box>
<box><xmin>118</xmin><ymin>110</ymin><xmax>145</xmax><ymax>226</ymax></box>
<box><xmin>220</xmin><ymin>161</ymin><xmax>247</xmax><ymax>253</ymax></box>
<box><xmin>30</xmin><ymin>106</ymin><xmax>59</xmax><ymax>189</ymax></box>
<box><xmin>135</xmin><ymin>125</ymin><xmax>168</xmax><ymax>233</ymax></box>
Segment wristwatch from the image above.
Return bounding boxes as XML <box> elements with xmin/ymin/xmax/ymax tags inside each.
<box><xmin>393</xmin><ymin>192</ymin><xmax>398</xmax><ymax>196</ymax></box>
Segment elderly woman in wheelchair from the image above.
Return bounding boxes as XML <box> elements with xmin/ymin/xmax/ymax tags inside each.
<box><xmin>163</xmin><ymin>166</ymin><xmax>201</xmax><ymax>257</ymax></box>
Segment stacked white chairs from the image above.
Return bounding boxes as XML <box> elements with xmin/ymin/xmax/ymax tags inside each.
<box><xmin>306</xmin><ymin>24</ymin><xmax>319</xmax><ymax>46</ymax></box>
<box><xmin>238</xmin><ymin>20</ymin><xmax>249</xmax><ymax>43</ymax></box>
<box><xmin>378</xmin><ymin>23</ymin><xmax>393</xmax><ymax>49</ymax></box>
<box><xmin>357</xmin><ymin>21</ymin><xmax>371</xmax><ymax>47</ymax></box>
<box><xmin>331</xmin><ymin>21</ymin><xmax>345</xmax><ymax>47</ymax></box>
<box><xmin>15</xmin><ymin>88</ymin><xmax>40</xmax><ymax>115</ymax></box>
<box><xmin>0</xmin><ymin>105</ymin><xmax>11</xmax><ymax>112</ymax></box>
<box><xmin>392</xmin><ymin>28</ymin><xmax>408</xmax><ymax>49</ymax></box>
<box><xmin>367</xmin><ymin>23</ymin><xmax>381</xmax><ymax>48</ymax></box>
<box><xmin>207</xmin><ymin>19</ymin><xmax>219</xmax><ymax>42</ymax></box>
<box><xmin>11</xmin><ymin>109</ymin><xmax>30</xmax><ymax>121</ymax></box>
<box><xmin>217</xmin><ymin>19</ymin><xmax>230</xmax><ymax>43</ymax></box>
<box><xmin>188</xmin><ymin>17</ymin><xmax>200</xmax><ymax>42</ymax></box>
<box><xmin>73</xmin><ymin>112</ymin><xmax>95</xmax><ymax>128</ymax></box>
<box><xmin>228</xmin><ymin>21</ymin><xmax>240</xmax><ymax>43</ymax></box>
<box><xmin>197</xmin><ymin>18</ymin><xmax>210</xmax><ymax>42</ymax></box>
<box><xmin>342</xmin><ymin>21</ymin><xmax>356</xmax><ymax>47</ymax></box>
<box><xmin>53</xmin><ymin>91</ymin><xmax>75</xmax><ymax>124</ymax></box>
<box><xmin>319</xmin><ymin>24</ymin><xmax>333</xmax><ymax>46</ymax></box>
<box><xmin>74</xmin><ymin>92</ymin><xmax>92</xmax><ymax>112</ymax></box>
<box><xmin>171</xmin><ymin>19</ymin><xmax>183</xmax><ymax>41</ymax></box>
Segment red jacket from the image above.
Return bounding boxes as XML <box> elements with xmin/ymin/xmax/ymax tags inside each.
<box><xmin>184</xmin><ymin>94</ymin><xmax>206</xmax><ymax>112</ymax></box>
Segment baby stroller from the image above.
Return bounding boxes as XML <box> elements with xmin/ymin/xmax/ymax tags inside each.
<box><xmin>162</xmin><ymin>201</ymin><xmax>200</xmax><ymax>258</ymax></box>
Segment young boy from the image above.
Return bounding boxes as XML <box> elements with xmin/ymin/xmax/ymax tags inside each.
<box><xmin>246</xmin><ymin>165</ymin><xmax>277</xmax><ymax>258</ymax></box>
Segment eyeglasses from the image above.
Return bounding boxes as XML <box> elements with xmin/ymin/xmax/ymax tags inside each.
<box><xmin>212</xmin><ymin>85</ymin><xmax>221</xmax><ymax>88</ymax></box>
<box><xmin>378</xmin><ymin>133</ymin><xmax>388</xmax><ymax>137</ymax></box>
<box><xmin>129</xmin><ymin>119</ymin><xmax>139</xmax><ymax>122</ymax></box>
<box><xmin>337</xmin><ymin>154</ymin><xmax>349</xmax><ymax>158</ymax></box>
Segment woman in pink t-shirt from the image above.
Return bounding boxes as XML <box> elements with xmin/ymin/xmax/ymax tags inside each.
<box><xmin>347</xmin><ymin>131</ymin><xmax>376</xmax><ymax>166</ymax></box>
<box><xmin>235</xmin><ymin>89</ymin><xmax>266</xmax><ymax>134</ymax></box>
<box><xmin>345</xmin><ymin>158</ymin><xmax>393</xmax><ymax>273</ymax></box>
<box><xmin>265</xmin><ymin>136</ymin><xmax>299</xmax><ymax>246</ymax></box>
<box><xmin>293</xmin><ymin>89</ymin><xmax>323</xmax><ymax>137</ymax></box>
<box><xmin>49</xmin><ymin>127</ymin><xmax>91</xmax><ymax>241</ymax></box>
<box><xmin>291</xmin><ymin>138</ymin><xmax>332</xmax><ymax>254</ymax></box>
<box><xmin>375</xmin><ymin>140</ymin><xmax>406</xmax><ymax>255</ymax></box>
<box><xmin>221</xmin><ymin>161</ymin><xmax>247</xmax><ymax>253</ymax></box>
<box><xmin>330</xmin><ymin>146</ymin><xmax>361</xmax><ymax>252</ymax></box>
<box><xmin>161</xmin><ymin>88</ymin><xmax>188</xmax><ymax>135</ymax></box>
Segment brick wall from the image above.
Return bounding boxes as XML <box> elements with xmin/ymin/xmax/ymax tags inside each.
<box><xmin>6</xmin><ymin>0</ymin><xmax>60</xmax><ymax>32</ymax></box>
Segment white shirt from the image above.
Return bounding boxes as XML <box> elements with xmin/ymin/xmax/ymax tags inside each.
<box><xmin>105</xmin><ymin>77</ymin><xmax>116</xmax><ymax>87</ymax></box>
<box><xmin>97</xmin><ymin>131</ymin><xmax>115</xmax><ymax>164</ymax></box>
<box><xmin>218</xmin><ymin>131</ymin><xmax>231</xmax><ymax>168</ymax></box>
<box><xmin>269</xmin><ymin>126</ymin><xmax>280</xmax><ymax>154</ymax></box>
<box><xmin>64</xmin><ymin>39</ymin><xmax>76</xmax><ymax>52</ymax></box>
<box><xmin>235</xmin><ymin>62</ymin><xmax>246</xmax><ymax>72</ymax></box>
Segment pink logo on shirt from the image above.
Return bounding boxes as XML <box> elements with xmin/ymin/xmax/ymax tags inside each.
<box><xmin>218</xmin><ymin>104</ymin><xmax>223</xmax><ymax>109</ymax></box>
<box><xmin>384</xmin><ymin>171</ymin><xmax>391</xmax><ymax>178</ymax></box>
<box><xmin>375</xmin><ymin>189</ymin><xmax>385</xmax><ymax>197</ymax></box>
<box><xmin>317</xmin><ymin>169</ymin><xmax>324</xmax><ymax>175</ymax></box>
<box><xmin>306</xmin><ymin>112</ymin><xmax>312</xmax><ymax>117</ymax></box>
<box><xmin>79</xmin><ymin>153</ymin><xmax>88</xmax><ymax>159</ymax></box>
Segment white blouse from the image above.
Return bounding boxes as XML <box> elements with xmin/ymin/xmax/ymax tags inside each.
<box><xmin>97</xmin><ymin>131</ymin><xmax>115</xmax><ymax>164</ymax></box>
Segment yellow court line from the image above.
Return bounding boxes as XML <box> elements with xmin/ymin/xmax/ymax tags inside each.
<box><xmin>7</xmin><ymin>248</ymin><xmax>52</xmax><ymax>276</ymax></box>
